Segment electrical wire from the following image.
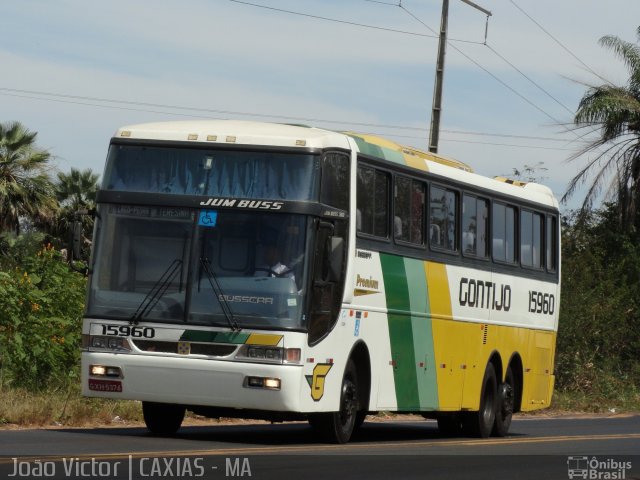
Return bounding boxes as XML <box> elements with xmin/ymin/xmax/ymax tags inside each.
<box><xmin>509</xmin><ymin>0</ymin><xmax>612</xmax><ymax>85</ymax></box>
<box><xmin>228</xmin><ymin>1</ymin><xmax>585</xmax><ymax>141</ymax></box>
<box><xmin>398</xmin><ymin>4</ymin><xmax>574</xmax><ymax>133</ymax></box>
<box><xmin>0</xmin><ymin>86</ymin><xmax>576</xmax><ymax>143</ymax></box>
<box><xmin>484</xmin><ymin>43</ymin><xmax>575</xmax><ymax>117</ymax></box>
<box><xmin>227</xmin><ymin>0</ymin><xmax>485</xmax><ymax>45</ymax></box>
<box><xmin>1</xmin><ymin>89</ymin><xmax>577</xmax><ymax>151</ymax></box>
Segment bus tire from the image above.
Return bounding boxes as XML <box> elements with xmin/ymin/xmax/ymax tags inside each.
<box><xmin>354</xmin><ymin>411</ymin><xmax>367</xmax><ymax>430</ymax></box>
<box><xmin>464</xmin><ymin>362</ymin><xmax>498</xmax><ymax>438</ymax></box>
<box><xmin>493</xmin><ymin>366</ymin><xmax>515</xmax><ymax>437</ymax></box>
<box><xmin>309</xmin><ymin>360</ymin><xmax>359</xmax><ymax>443</ymax></box>
<box><xmin>142</xmin><ymin>401</ymin><xmax>185</xmax><ymax>436</ymax></box>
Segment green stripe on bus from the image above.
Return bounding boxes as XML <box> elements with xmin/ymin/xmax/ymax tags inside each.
<box><xmin>350</xmin><ymin>136</ymin><xmax>405</xmax><ymax>165</ymax></box>
<box><xmin>404</xmin><ymin>258</ymin><xmax>439</xmax><ymax>410</ymax></box>
<box><xmin>380</xmin><ymin>253</ymin><xmax>420</xmax><ymax>409</ymax></box>
<box><xmin>180</xmin><ymin>331</ymin><xmax>250</xmax><ymax>344</ymax></box>
<box><xmin>351</xmin><ymin>136</ymin><xmax>385</xmax><ymax>159</ymax></box>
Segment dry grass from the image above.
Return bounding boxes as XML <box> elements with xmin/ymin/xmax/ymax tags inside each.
<box><xmin>1</xmin><ymin>384</ymin><xmax>638</xmax><ymax>429</ymax></box>
<box><xmin>0</xmin><ymin>386</ymin><xmax>143</xmax><ymax>428</ymax></box>
<box><xmin>550</xmin><ymin>387</ymin><xmax>640</xmax><ymax>414</ymax></box>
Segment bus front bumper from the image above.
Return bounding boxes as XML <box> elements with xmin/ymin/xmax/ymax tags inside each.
<box><xmin>81</xmin><ymin>352</ymin><xmax>304</xmax><ymax>412</ymax></box>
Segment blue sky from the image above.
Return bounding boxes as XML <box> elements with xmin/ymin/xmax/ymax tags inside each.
<box><xmin>2</xmin><ymin>0</ymin><xmax>639</xmax><ymax>211</ymax></box>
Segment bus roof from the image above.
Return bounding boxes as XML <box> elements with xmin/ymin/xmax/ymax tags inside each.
<box><xmin>114</xmin><ymin>120</ymin><xmax>558</xmax><ymax>210</ymax></box>
<box><xmin>115</xmin><ymin>120</ymin><xmax>352</xmax><ymax>150</ymax></box>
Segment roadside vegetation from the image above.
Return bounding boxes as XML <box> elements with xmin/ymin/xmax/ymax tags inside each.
<box><xmin>1</xmin><ymin>25</ymin><xmax>640</xmax><ymax>426</ymax></box>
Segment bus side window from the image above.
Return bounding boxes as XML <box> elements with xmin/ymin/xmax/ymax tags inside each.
<box><xmin>462</xmin><ymin>194</ymin><xmax>489</xmax><ymax>258</ymax></box>
<box><xmin>546</xmin><ymin>215</ymin><xmax>558</xmax><ymax>272</ymax></box>
<box><xmin>493</xmin><ymin>202</ymin><xmax>517</xmax><ymax>264</ymax></box>
<box><xmin>321</xmin><ymin>152</ymin><xmax>350</xmax><ymax>211</ymax></box>
<box><xmin>394</xmin><ymin>176</ymin><xmax>425</xmax><ymax>245</ymax></box>
<box><xmin>357</xmin><ymin>165</ymin><xmax>389</xmax><ymax>238</ymax></box>
<box><xmin>521</xmin><ymin>210</ymin><xmax>544</xmax><ymax>269</ymax></box>
<box><xmin>430</xmin><ymin>185</ymin><xmax>458</xmax><ymax>252</ymax></box>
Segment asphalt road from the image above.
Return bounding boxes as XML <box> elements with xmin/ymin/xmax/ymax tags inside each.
<box><xmin>0</xmin><ymin>415</ymin><xmax>638</xmax><ymax>480</ymax></box>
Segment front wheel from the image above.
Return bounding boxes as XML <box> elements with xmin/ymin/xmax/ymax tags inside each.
<box><xmin>463</xmin><ymin>362</ymin><xmax>498</xmax><ymax>438</ymax></box>
<box><xmin>309</xmin><ymin>360</ymin><xmax>359</xmax><ymax>443</ymax></box>
<box><xmin>142</xmin><ymin>402</ymin><xmax>185</xmax><ymax>436</ymax></box>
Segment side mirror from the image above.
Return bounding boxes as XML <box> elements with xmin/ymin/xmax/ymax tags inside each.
<box><xmin>327</xmin><ymin>236</ymin><xmax>344</xmax><ymax>283</ymax></box>
<box><xmin>72</xmin><ymin>220</ymin><xmax>82</xmax><ymax>261</ymax></box>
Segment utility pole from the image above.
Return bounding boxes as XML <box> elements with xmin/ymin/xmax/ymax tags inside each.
<box><xmin>428</xmin><ymin>0</ymin><xmax>492</xmax><ymax>154</ymax></box>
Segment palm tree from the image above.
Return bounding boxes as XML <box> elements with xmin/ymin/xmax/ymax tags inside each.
<box><xmin>564</xmin><ymin>27</ymin><xmax>640</xmax><ymax>232</ymax></box>
<box><xmin>56</xmin><ymin>168</ymin><xmax>99</xmax><ymax>210</ymax></box>
<box><xmin>51</xmin><ymin>168</ymin><xmax>99</xmax><ymax>252</ymax></box>
<box><xmin>0</xmin><ymin>121</ymin><xmax>57</xmax><ymax>234</ymax></box>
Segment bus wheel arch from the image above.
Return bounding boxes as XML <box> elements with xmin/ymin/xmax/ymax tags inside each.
<box><xmin>308</xmin><ymin>341</ymin><xmax>371</xmax><ymax>443</ymax></box>
<box><xmin>507</xmin><ymin>353</ymin><xmax>524</xmax><ymax>413</ymax></box>
<box><xmin>309</xmin><ymin>358</ymin><xmax>359</xmax><ymax>443</ymax></box>
<box><xmin>349</xmin><ymin>340</ymin><xmax>371</xmax><ymax>418</ymax></box>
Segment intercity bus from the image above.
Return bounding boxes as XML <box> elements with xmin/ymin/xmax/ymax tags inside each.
<box><xmin>81</xmin><ymin>120</ymin><xmax>560</xmax><ymax>443</ymax></box>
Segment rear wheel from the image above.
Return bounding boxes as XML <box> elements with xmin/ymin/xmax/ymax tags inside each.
<box><xmin>309</xmin><ymin>360</ymin><xmax>359</xmax><ymax>443</ymax></box>
<box><xmin>493</xmin><ymin>366</ymin><xmax>515</xmax><ymax>437</ymax></box>
<box><xmin>463</xmin><ymin>362</ymin><xmax>498</xmax><ymax>438</ymax></box>
<box><xmin>142</xmin><ymin>402</ymin><xmax>185</xmax><ymax>435</ymax></box>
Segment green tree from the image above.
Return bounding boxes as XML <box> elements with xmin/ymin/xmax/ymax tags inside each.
<box><xmin>51</xmin><ymin>168</ymin><xmax>99</xmax><ymax>258</ymax></box>
<box><xmin>557</xmin><ymin>207</ymin><xmax>640</xmax><ymax>402</ymax></box>
<box><xmin>0</xmin><ymin>233</ymin><xmax>85</xmax><ymax>389</ymax></box>
<box><xmin>564</xmin><ymin>27</ymin><xmax>640</xmax><ymax>232</ymax></box>
<box><xmin>0</xmin><ymin>122</ymin><xmax>58</xmax><ymax>234</ymax></box>
<box><xmin>55</xmin><ymin>168</ymin><xmax>99</xmax><ymax>210</ymax></box>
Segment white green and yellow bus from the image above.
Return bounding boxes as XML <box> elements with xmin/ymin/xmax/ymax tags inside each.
<box><xmin>81</xmin><ymin>120</ymin><xmax>560</xmax><ymax>443</ymax></box>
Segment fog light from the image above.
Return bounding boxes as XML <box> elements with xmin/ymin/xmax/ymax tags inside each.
<box><xmin>105</xmin><ymin>367</ymin><xmax>122</xmax><ymax>378</ymax></box>
<box><xmin>247</xmin><ymin>376</ymin><xmax>264</xmax><ymax>387</ymax></box>
<box><xmin>245</xmin><ymin>376</ymin><xmax>280</xmax><ymax>390</ymax></box>
<box><xmin>90</xmin><ymin>365</ymin><xmax>106</xmax><ymax>376</ymax></box>
<box><xmin>264</xmin><ymin>378</ymin><xmax>281</xmax><ymax>390</ymax></box>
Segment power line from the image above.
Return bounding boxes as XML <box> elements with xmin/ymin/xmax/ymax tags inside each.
<box><xmin>0</xmin><ymin>86</ymin><xmax>576</xmax><ymax>143</ymax></box>
<box><xmin>440</xmin><ymin>138</ymin><xmax>575</xmax><ymax>151</ymax></box>
<box><xmin>398</xmin><ymin>4</ymin><xmax>573</xmax><ymax>131</ymax></box>
<box><xmin>227</xmin><ymin>0</ymin><xmax>485</xmax><ymax>45</ymax></box>
<box><xmin>362</xmin><ymin>0</ymin><xmax>399</xmax><ymax>5</ymax></box>
<box><xmin>509</xmin><ymin>0</ymin><xmax>611</xmax><ymax>85</ymax></box>
<box><xmin>231</xmin><ymin>1</ymin><xmax>581</xmax><ymax>139</ymax></box>
<box><xmin>441</xmin><ymin>128</ymin><xmax>575</xmax><ymax>143</ymax></box>
<box><xmin>1</xmin><ymin>89</ymin><xmax>577</xmax><ymax>152</ymax></box>
<box><xmin>484</xmin><ymin>43</ymin><xmax>575</xmax><ymax>117</ymax></box>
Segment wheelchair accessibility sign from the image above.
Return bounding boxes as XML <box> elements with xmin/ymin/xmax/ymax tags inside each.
<box><xmin>198</xmin><ymin>210</ymin><xmax>218</xmax><ymax>227</ymax></box>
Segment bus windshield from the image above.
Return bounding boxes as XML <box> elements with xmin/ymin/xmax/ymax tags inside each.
<box><xmin>86</xmin><ymin>205</ymin><xmax>309</xmax><ymax>330</ymax></box>
<box><xmin>103</xmin><ymin>145</ymin><xmax>319</xmax><ymax>200</ymax></box>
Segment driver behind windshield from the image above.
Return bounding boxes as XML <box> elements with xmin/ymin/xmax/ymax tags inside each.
<box><xmin>254</xmin><ymin>238</ymin><xmax>295</xmax><ymax>281</ymax></box>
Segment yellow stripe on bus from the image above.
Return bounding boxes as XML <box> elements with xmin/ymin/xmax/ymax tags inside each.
<box><xmin>245</xmin><ymin>334</ymin><xmax>283</xmax><ymax>346</ymax></box>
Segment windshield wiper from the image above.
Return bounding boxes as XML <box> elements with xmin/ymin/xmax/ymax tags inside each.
<box><xmin>199</xmin><ymin>257</ymin><xmax>240</xmax><ymax>331</ymax></box>
<box><xmin>130</xmin><ymin>259</ymin><xmax>182</xmax><ymax>324</ymax></box>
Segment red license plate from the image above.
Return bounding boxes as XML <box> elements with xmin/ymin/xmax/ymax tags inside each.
<box><xmin>88</xmin><ymin>379</ymin><xmax>123</xmax><ymax>392</ymax></box>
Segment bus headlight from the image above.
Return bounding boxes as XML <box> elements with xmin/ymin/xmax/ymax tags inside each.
<box><xmin>90</xmin><ymin>365</ymin><xmax>123</xmax><ymax>378</ymax></box>
<box><xmin>86</xmin><ymin>335</ymin><xmax>131</xmax><ymax>352</ymax></box>
<box><xmin>245</xmin><ymin>376</ymin><xmax>281</xmax><ymax>390</ymax></box>
<box><xmin>235</xmin><ymin>346</ymin><xmax>301</xmax><ymax>364</ymax></box>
